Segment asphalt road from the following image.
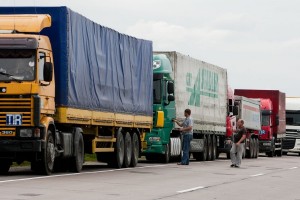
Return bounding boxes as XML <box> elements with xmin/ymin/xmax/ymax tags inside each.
<box><xmin>1</xmin><ymin>154</ymin><xmax>300</xmax><ymax>200</ymax></box>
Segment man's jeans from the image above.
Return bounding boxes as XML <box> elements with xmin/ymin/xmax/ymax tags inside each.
<box><xmin>181</xmin><ymin>134</ymin><xmax>193</xmax><ymax>165</ymax></box>
<box><xmin>230</xmin><ymin>143</ymin><xmax>244</xmax><ymax>166</ymax></box>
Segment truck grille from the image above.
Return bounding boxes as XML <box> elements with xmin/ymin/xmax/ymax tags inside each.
<box><xmin>286</xmin><ymin>130</ymin><xmax>300</xmax><ymax>139</ymax></box>
<box><xmin>282</xmin><ymin>138</ymin><xmax>296</xmax><ymax>150</ymax></box>
<box><xmin>0</xmin><ymin>95</ymin><xmax>32</xmax><ymax>127</ymax></box>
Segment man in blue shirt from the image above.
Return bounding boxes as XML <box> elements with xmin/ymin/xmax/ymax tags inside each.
<box><xmin>173</xmin><ymin>109</ymin><xmax>193</xmax><ymax>165</ymax></box>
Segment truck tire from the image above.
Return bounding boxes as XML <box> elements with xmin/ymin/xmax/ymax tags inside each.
<box><xmin>207</xmin><ymin>135</ymin><xmax>213</xmax><ymax>161</ymax></box>
<box><xmin>246</xmin><ymin>139</ymin><xmax>251</xmax><ymax>158</ymax></box>
<box><xmin>266</xmin><ymin>139</ymin><xmax>275</xmax><ymax>157</ymax></box>
<box><xmin>0</xmin><ymin>159</ymin><xmax>11</xmax><ymax>175</ymax></box>
<box><xmin>39</xmin><ymin>130</ymin><xmax>55</xmax><ymax>175</ymax></box>
<box><xmin>255</xmin><ymin>138</ymin><xmax>259</xmax><ymax>158</ymax></box>
<box><xmin>109</xmin><ymin>130</ymin><xmax>124</xmax><ymax>168</ymax></box>
<box><xmin>250</xmin><ymin>138</ymin><xmax>254</xmax><ymax>158</ymax></box>
<box><xmin>130</xmin><ymin>132</ymin><xmax>139</xmax><ymax>167</ymax></box>
<box><xmin>212</xmin><ymin>135</ymin><xmax>217</xmax><ymax>160</ymax></box>
<box><xmin>123</xmin><ymin>132</ymin><xmax>132</xmax><ymax>168</ymax></box>
<box><xmin>69</xmin><ymin>133</ymin><xmax>84</xmax><ymax>172</ymax></box>
<box><xmin>252</xmin><ymin>138</ymin><xmax>257</xmax><ymax>158</ymax></box>
<box><xmin>161</xmin><ymin>143</ymin><xmax>170</xmax><ymax>163</ymax></box>
<box><xmin>275</xmin><ymin>139</ymin><xmax>283</xmax><ymax>157</ymax></box>
<box><xmin>283</xmin><ymin>152</ymin><xmax>288</xmax><ymax>156</ymax></box>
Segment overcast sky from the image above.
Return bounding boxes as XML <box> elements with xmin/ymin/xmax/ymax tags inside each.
<box><xmin>1</xmin><ymin>0</ymin><xmax>299</xmax><ymax>96</ymax></box>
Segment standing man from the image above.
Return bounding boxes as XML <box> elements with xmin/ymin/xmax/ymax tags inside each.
<box><xmin>230</xmin><ymin>119</ymin><xmax>247</xmax><ymax>168</ymax></box>
<box><xmin>173</xmin><ymin>109</ymin><xmax>193</xmax><ymax>165</ymax></box>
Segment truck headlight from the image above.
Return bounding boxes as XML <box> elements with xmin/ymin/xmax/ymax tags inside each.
<box><xmin>20</xmin><ymin>129</ymin><xmax>33</xmax><ymax>137</ymax></box>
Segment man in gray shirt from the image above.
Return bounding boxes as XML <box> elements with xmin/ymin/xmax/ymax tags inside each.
<box><xmin>173</xmin><ymin>109</ymin><xmax>193</xmax><ymax>165</ymax></box>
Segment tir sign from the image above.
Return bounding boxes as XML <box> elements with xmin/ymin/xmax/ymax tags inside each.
<box><xmin>6</xmin><ymin>114</ymin><xmax>22</xmax><ymax>126</ymax></box>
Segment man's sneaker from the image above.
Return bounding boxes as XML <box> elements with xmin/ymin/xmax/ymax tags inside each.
<box><xmin>234</xmin><ymin>165</ymin><xmax>240</xmax><ymax>168</ymax></box>
<box><xmin>230</xmin><ymin>164</ymin><xmax>235</xmax><ymax>167</ymax></box>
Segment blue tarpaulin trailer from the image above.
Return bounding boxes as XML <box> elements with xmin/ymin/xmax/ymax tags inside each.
<box><xmin>0</xmin><ymin>6</ymin><xmax>153</xmax><ymax>116</ymax></box>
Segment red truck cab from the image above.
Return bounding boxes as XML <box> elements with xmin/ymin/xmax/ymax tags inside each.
<box><xmin>235</xmin><ymin>89</ymin><xmax>286</xmax><ymax>157</ymax></box>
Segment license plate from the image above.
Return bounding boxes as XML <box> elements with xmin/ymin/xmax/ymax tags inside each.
<box><xmin>263</xmin><ymin>143</ymin><xmax>271</xmax><ymax>146</ymax></box>
<box><xmin>0</xmin><ymin>130</ymin><xmax>16</xmax><ymax>136</ymax></box>
<box><xmin>6</xmin><ymin>114</ymin><xmax>22</xmax><ymax>126</ymax></box>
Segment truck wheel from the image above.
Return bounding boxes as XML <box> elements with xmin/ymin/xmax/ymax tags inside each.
<box><xmin>267</xmin><ymin>139</ymin><xmax>275</xmax><ymax>157</ymax></box>
<box><xmin>255</xmin><ymin>138</ymin><xmax>259</xmax><ymax>158</ymax></box>
<box><xmin>39</xmin><ymin>130</ymin><xmax>55</xmax><ymax>175</ymax></box>
<box><xmin>123</xmin><ymin>132</ymin><xmax>132</xmax><ymax>168</ymax></box>
<box><xmin>246</xmin><ymin>139</ymin><xmax>251</xmax><ymax>158</ymax></box>
<box><xmin>161</xmin><ymin>143</ymin><xmax>170</xmax><ymax>163</ymax></box>
<box><xmin>207</xmin><ymin>135</ymin><xmax>212</xmax><ymax>161</ymax></box>
<box><xmin>252</xmin><ymin>138</ymin><xmax>257</xmax><ymax>158</ymax></box>
<box><xmin>212</xmin><ymin>136</ymin><xmax>217</xmax><ymax>160</ymax></box>
<box><xmin>69</xmin><ymin>133</ymin><xmax>84</xmax><ymax>172</ymax></box>
<box><xmin>130</xmin><ymin>132</ymin><xmax>139</xmax><ymax>167</ymax></box>
<box><xmin>0</xmin><ymin>159</ymin><xmax>11</xmax><ymax>175</ymax></box>
<box><xmin>110</xmin><ymin>130</ymin><xmax>124</xmax><ymax>168</ymax></box>
<box><xmin>250</xmin><ymin>138</ymin><xmax>254</xmax><ymax>158</ymax></box>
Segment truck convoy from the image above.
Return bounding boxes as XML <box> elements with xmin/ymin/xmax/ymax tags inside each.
<box><xmin>0</xmin><ymin>7</ymin><xmax>153</xmax><ymax>174</ymax></box>
<box><xmin>283</xmin><ymin>97</ymin><xmax>300</xmax><ymax>155</ymax></box>
<box><xmin>0</xmin><ymin>6</ymin><xmax>291</xmax><ymax>176</ymax></box>
<box><xmin>143</xmin><ymin>51</ymin><xmax>228</xmax><ymax>162</ymax></box>
<box><xmin>234</xmin><ymin>90</ymin><xmax>286</xmax><ymax>157</ymax></box>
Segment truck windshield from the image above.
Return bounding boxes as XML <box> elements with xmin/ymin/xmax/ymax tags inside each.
<box><xmin>262</xmin><ymin>115</ymin><xmax>270</xmax><ymax>126</ymax></box>
<box><xmin>153</xmin><ymin>79</ymin><xmax>161</xmax><ymax>104</ymax></box>
<box><xmin>0</xmin><ymin>49</ymin><xmax>36</xmax><ymax>81</ymax></box>
<box><xmin>286</xmin><ymin>112</ymin><xmax>300</xmax><ymax>125</ymax></box>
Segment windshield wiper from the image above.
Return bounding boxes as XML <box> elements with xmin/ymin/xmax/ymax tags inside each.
<box><xmin>0</xmin><ymin>71</ymin><xmax>23</xmax><ymax>82</ymax></box>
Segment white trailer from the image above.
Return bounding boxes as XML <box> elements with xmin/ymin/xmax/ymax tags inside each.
<box><xmin>233</xmin><ymin>96</ymin><xmax>261</xmax><ymax>158</ymax></box>
<box><xmin>156</xmin><ymin>51</ymin><xmax>228</xmax><ymax>161</ymax></box>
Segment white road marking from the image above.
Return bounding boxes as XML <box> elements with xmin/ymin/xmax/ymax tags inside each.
<box><xmin>177</xmin><ymin>186</ymin><xmax>205</xmax><ymax>194</ymax></box>
<box><xmin>250</xmin><ymin>173</ymin><xmax>264</xmax><ymax>177</ymax></box>
<box><xmin>0</xmin><ymin>164</ymin><xmax>169</xmax><ymax>184</ymax></box>
<box><xmin>289</xmin><ymin>167</ymin><xmax>298</xmax><ymax>170</ymax></box>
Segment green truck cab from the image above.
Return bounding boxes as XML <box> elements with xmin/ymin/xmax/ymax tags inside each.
<box><xmin>143</xmin><ymin>54</ymin><xmax>180</xmax><ymax>163</ymax></box>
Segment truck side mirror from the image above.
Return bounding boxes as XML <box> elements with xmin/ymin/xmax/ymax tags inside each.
<box><xmin>168</xmin><ymin>95</ymin><xmax>175</xmax><ymax>102</ymax></box>
<box><xmin>44</xmin><ymin>62</ymin><xmax>53</xmax><ymax>82</ymax></box>
<box><xmin>167</xmin><ymin>82</ymin><xmax>174</xmax><ymax>94</ymax></box>
<box><xmin>276</xmin><ymin>115</ymin><xmax>279</xmax><ymax>126</ymax></box>
<box><xmin>233</xmin><ymin>106</ymin><xmax>239</xmax><ymax>116</ymax></box>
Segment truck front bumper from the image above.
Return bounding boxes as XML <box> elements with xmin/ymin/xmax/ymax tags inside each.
<box><xmin>0</xmin><ymin>139</ymin><xmax>43</xmax><ymax>153</ymax></box>
<box><xmin>142</xmin><ymin>144</ymin><xmax>164</xmax><ymax>155</ymax></box>
<box><xmin>283</xmin><ymin>139</ymin><xmax>300</xmax><ymax>153</ymax></box>
<box><xmin>259</xmin><ymin>140</ymin><xmax>272</xmax><ymax>152</ymax></box>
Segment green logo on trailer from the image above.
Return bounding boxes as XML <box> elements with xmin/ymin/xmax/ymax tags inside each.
<box><xmin>186</xmin><ymin>69</ymin><xmax>219</xmax><ymax>107</ymax></box>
